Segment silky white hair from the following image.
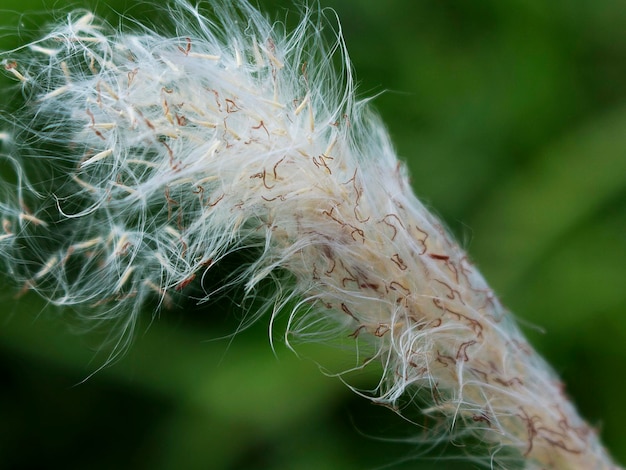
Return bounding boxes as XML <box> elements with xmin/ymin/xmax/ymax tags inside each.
<box><xmin>0</xmin><ymin>2</ymin><xmax>619</xmax><ymax>468</ymax></box>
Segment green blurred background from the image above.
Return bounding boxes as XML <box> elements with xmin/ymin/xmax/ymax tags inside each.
<box><xmin>1</xmin><ymin>0</ymin><xmax>625</xmax><ymax>468</ymax></box>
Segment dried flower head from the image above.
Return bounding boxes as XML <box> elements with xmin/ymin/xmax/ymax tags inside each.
<box><xmin>0</xmin><ymin>1</ymin><xmax>620</xmax><ymax>468</ymax></box>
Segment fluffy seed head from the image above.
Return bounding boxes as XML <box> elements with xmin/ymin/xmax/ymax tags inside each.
<box><xmin>0</xmin><ymin>2</ymin><xmax>620</xmax><ymax>468</ymax></box>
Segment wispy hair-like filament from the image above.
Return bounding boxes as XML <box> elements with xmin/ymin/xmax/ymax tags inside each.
<box><xmin>0</xmin><ymin>2</ymin><xmax>620</xmax><ymax>468</ymax></box>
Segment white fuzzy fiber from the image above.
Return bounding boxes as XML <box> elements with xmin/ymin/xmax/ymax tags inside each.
<box><xmin>0</xmin><ymin>2</ymin><xmax>619</xmax><ymax>468</ymax></box>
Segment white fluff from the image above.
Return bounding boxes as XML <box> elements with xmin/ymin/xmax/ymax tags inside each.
<box><xmin>0</xmin><ymin>2</ymin><xmax>619</xmax><ymax>468</ymax></box>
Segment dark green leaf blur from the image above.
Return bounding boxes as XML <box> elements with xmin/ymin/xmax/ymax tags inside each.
<box><xmin>1</xmin><ymin>0</ymin><xmax>624</xmax><ymax>468</ymax></box>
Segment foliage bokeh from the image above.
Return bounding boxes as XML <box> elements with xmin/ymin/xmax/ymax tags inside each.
<box><xmin>1</xmin><ymin>0</ymin><xmax>624</xmax><ymax>468</ymax></box>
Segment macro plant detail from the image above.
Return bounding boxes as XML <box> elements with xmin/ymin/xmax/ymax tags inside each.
<box><xmin>0</xmin><ymin>1</ymin><xmax>621</xmax><ymax>468</ymax></box>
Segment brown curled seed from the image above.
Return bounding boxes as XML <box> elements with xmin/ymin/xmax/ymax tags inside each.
<box><xmin>494</xmin><ymin>377</ymin><xmax>523</xmax><ymax>388</ymax></box>
<box><xmin>312</xmin><ymin>155</ymin><xmax>332</xmax><ymax>174</ymax></box>
<box><xmin>272</xmin><ymin>156</ymin><xmax>286</xmax><ymax>180</ymax></box>
<box><xmin>381</xmin><ymin>213</ymin><xmax>405</xmax><ymax>241</ymax></box>
<box><xmin>374</xmin><ymin>324</ymin><xmax>390</xmax><ymax>337</ymax></box>
<box><xmin>86</xmin><ymin>109</ymin><xmax>106</xmax><ymax>140</ymax></box>
<box><xmin>175</xmin><ymin>273</ymin><xmax>196</xmax><ymax>291</ymax></box>
<box><xmin>456</xmin><ymin>340</ymin><xmax>477</xmax><ymax>362</ymax></box>
<box><xmin>312</xmin><ymin>264</ymin><xmax>320</xmax><ymax>280</ymax></box>
<box><xmin>436</xmin><ymin>351</ymin><xmax>456</xmax><ymax>367</ymax></box>
<box><xmin>324</xmin><ymin>258</ymin><xmax>336</xmax><ymax>275</ymax></box>
<box><xmin>391</xmin><ymin>253</ymin><xmax>407</xmax><ymax>270</ymax></box>
<box><xmin>472</xmin><ymin>413</ymin><xmax>492</xmax><ymax>427</ymax></box>
<box><xmin>225</xmin><ymin>98</ymin><xmax>240</xmax><ymax>113</ymax></box>
<box><xmin>349</xmin><ymin>324</ymin><xmax>367</xmax><ymax>338</ymax></box>
<box><xmin>252</xmin><ymin>120</ymin><xmax>270</xmax><ymax>139</ymax></box>
<box><xmin>207</xmin><ymin>193</ymin><xmax>225</xmax><ymax>207</ymax></box>
<box><xmin>175</xmin><ymin>113</ymin><xmax>187</xmax><ymax>126</ymax></box>
<box><xmin>359</xmin><ymin>281</ymin><xmax>380</xmax><ymax>291</ymax></box>
<box><xmin>350</xmin><ymin>227</ymin><xmax>365</xmax><ymax>242</ymax></box>
<box><xmin>341</xmin><ymin>275</ymin><xmax>357</xmax><ymax>288</ymax></box>
<box><xmin>433</xmin><ymin>279</ymin><xmax>464</xmax><ymax>303</ymax></box>
<box><xmin>127</xmin><ymin>68</ymin><xmax>138</xmax><ymax>86</ymax></box>
<box><xmin>164</xmin><ymin>187</ymin><xmax>179</xmax><ymax>220</ymax></box>
<box><xmin>322</xmin><ymin>206</ymin><xmax>344</xmax><ymax>226</ymax></box>
<box><xmin>178</xmin><ymin>37</ymin><xmax>192</xmax><ymax>56</ymax></box>
<box><xmin>389</xmin><ymin>281</ymin><xmax>410</xmax><ymax>295</ymax></box>
<box><xmin>209</xmin><ymin>89</ymin><xmax>222</xmax><ymax>111</ymax></box>
<box><xmin>470</xmin><ymin>367</ymin><xmax>489</xmax><ymax>383</ymax></box>
<box><xmin>341</xmin><ymin>303</ymin><xmax>358</xmax><ymax>321</ymax></box>
<box><xmin>414</xmin><ymin>225</ymin><xmax>428</xmax><ymax>255</ymax></box>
